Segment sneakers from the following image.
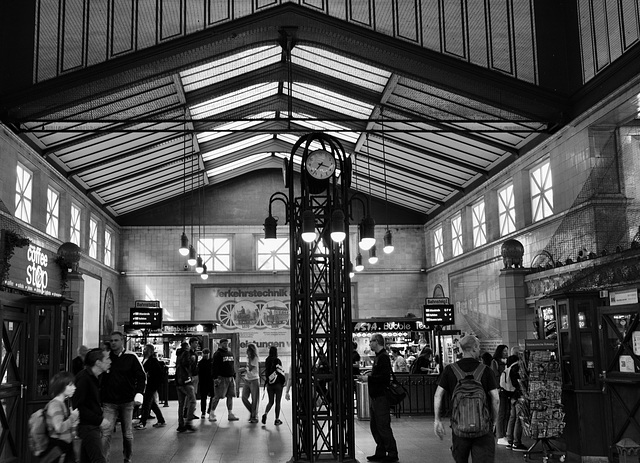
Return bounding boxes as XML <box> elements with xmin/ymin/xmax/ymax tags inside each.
<box><xmin>497</xmin><ymin>437</ymin><xmax>510</xmax><ymax>446</ymax></box>
<box><xmin>133</xmin><ymin>423</ymin><xmax>146</xmax><ymax>430</ymax></box>
<box><xmin>274</xmin><ymin>419</ymin><xmax>282</xmax><ymax>425</ymax></box>
<box><xmin>249</xmin><ymin>418</ymin><xmax>259</xmax><ymax>423</ymax></box>
<box><xmin>228</xmin><ymin>413</ymin><xmax>239</xmax><ymax>421</ymax></box>
<box><xmin>176</xmin><ymin>426</ymin><xmax>186</xmax><ymax>433</ymax></box>
<box><xmin>152</xmin><ymin>422</ymin><xmax>166</xmax><ymax>428</ymax></box>
<box><xmin>261</xmin><ymin>414</ymin><xmax>267</xmax><ymax>424</ymax></box>
<box><xmin>511</xmin><ymin>444</ymin><xmax>528</xmax><ymax>452</ymax></box>
<box><xmin>184</xmin><ymin>424</ymin><xmax>196</xmax><ymax>432</ymax></box>
<box><xmin>208</xmin><ymin>413</ymin><xmax>217</xmax><ymax>422</ymax></box>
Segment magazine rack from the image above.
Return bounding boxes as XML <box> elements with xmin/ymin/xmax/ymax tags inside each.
<box><xmin>517</xmin><ymin>340</ymin><xmax>567</xmax><ymax>462</ymax></box>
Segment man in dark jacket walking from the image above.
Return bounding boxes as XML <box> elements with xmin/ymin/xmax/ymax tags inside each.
<box><xmin>208</xmin><ymin>338</ymin><xmax>239</xmax><ymax>422</ymax></box>
<box><xmin>358</xmin><ymin>334</ymin><xmax>399</xmax><ymax>463</ymax></box>
<box><xmin>101</xmin><ymin>331</ymin><xmax>146</xmax><ymax>463</ymax></box>
<box><xmin>73</xmin><ymin>348</ymin><xmax>111</xmax><ymax>463</ymax></box>
<box><xmin>134</xmin><ymin>344</ymin><xmax>166</xmax><ymax>429</ymax></box>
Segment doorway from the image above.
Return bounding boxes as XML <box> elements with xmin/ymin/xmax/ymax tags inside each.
<box><xmin>599</xmin><ymin>304</ymin><xmax>640</xmax><ymax>459</ymax></box>
<box><xmin>0</xmin><ymin>304</ymin><xmax>27</xmax><ymax>463</ymax></box>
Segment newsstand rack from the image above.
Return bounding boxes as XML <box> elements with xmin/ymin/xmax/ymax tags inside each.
<box><xmin>517</xmin><ymin>339</ymin><xmax>567</xmax><ymax>462</ymax></box>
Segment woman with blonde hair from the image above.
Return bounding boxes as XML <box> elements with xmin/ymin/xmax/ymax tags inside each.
<box><xmin>241</xmin><ymin>343</ymin><xmax>261</xmax><ymax>423</ymax></box>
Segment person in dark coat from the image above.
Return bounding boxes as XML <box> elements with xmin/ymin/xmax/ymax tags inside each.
<box><xmin>411</xmin><ymin>346</ymin><xmax>434</xmax><ymax>374</ymax></box>
<box><xmin>72</xmin><ymin>348</ymin><xmax>111</xmax><ymax>463</ymax></box>
<box><xmin>358</xmin><ymin>334</ymin><xmax>399</xmax><ymax>462</ymax></box>
<box><xmin>134</xmin><ymin>344</ymin><xmax>166</xmax><ymax>429</ymax></box>
<box><xmin>197</xmin><ymin>349</ymin><xmax>213</xmax><ymax>418</ymax></box>
<box><xmin>71</xmin><ymin>345</ymin><xmax>89</xmax><ymax>376</ymax></box>
<box><xmin>100</xmin><ymin>331</ymin><xmax>146</xmax><ymax>463</ymax></box>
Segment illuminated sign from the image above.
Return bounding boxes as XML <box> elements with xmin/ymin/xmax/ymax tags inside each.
<box><xmin>135</xmin><ymin>300</ymin><xmax>161</xmax><ymax>308</ymax></box>
<box><xmin>422</xmin><ymin>304</ymin><xmax>454</xmax><ymax>326</ymax></box>
<box><xmin>129</xmin><ymin>308</ymin><xmax>162</xmax><ymax>330</ymax></box>
<box><xmin>353</xmin><ymin>319</ymin><xmax>429</xmax><ymax>332</ymax></box>
<box><xmin>2</xmin><ymin>237</ymin><xmax>62</xmax><ymax>297</ymax></box>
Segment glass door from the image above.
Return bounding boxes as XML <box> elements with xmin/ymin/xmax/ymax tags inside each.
<box><xmin>0</xmin><ymin>305</ymin><xmax>27</xmax><ymax>463</ymax></box>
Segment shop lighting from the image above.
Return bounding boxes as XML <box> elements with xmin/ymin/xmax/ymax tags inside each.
<box><xmin>195</xmin><ymin>256</ymin><xmax>204</xmax><ymax>273</ymax></box>
<box><xmin>330</xmin><ymin>209</ymin><xmax>346</xmax><ymax>242</ymax></box>
<box><xmin>355</xmin><ymin>252</ymin><xmax>364</xmax><ymax>272</ymax></box>
<box><xmin>200</xmin><ymin>264</ymin><xmax>208</xmax><ymax>280</ymax></box>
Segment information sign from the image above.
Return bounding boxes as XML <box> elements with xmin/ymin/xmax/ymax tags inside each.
<box><xmin>422</xmin><ymin>304</ymin><xmax>454</xmax><ymax>326</ymax></box>
<box><xmin>129</xmin><ymin>308</ymin><xmax>162</xmax><ymax>330</ymax></box>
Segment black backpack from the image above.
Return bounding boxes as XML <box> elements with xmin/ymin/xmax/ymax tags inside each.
<box><xmin>450</xmin><ymin>363</ymin><xmax>492</xmax><ymax>438</ymax></box>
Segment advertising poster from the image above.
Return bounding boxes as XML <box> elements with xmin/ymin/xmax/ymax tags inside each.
<box><xmin>193</xmin><ymin>285</ymin><xmax>291</xmax><ymax>357</ymax></box>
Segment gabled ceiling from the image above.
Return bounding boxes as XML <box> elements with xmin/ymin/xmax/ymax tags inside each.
<box><xmin>1</xmin><ymin>3</ymin><xmax>571</xmax><ymax>222</ymax></box>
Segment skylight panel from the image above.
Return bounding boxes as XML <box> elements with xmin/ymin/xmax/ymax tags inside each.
<box><xmin>206</xmin><ymin>153</ymin><xmax>271</xmax><ymax>177</ymax></box>
<box><xmin>291</xmin><ymin>112</ymin><xmax>359</xmax><ymax>144</ymax></box>
<box><xmin>181</xmin><ymin>46</ymin><xmax>281</xmax><ymax>92</ymax></box>
<box><xmin>190</xmin><ymin>83</ymin><xmax>278</xmax><ymax>119</ymax></box>
<box><xmin>197</xmin><ymin>112</ymin><xmax>275</xmax><ymax>143</ymax></box>
<box><xmin>293</xmin><ymin>45</ymin><xmax>390</xmax><ymax>92</ymax></box>
<box><xmin>201</xmin><ymin>134</ymin><xmax>272</xmax><ymax>162</ymax></box>
<box><xmin>290</xmin><ymin>83</ymin><xmax>373</xmax><ymax>119</ymax></box>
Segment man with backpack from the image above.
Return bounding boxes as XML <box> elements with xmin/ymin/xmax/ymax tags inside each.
<box><xmin>433</xmin><ymin>335</ymin><xmax>499</xmax><ymax>462</ymax></box>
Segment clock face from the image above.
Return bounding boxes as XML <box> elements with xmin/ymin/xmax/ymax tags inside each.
<box><xmin>306</xmin><ymin>149</ymin><xmax>336</xmax><ymax>180</ymax></box>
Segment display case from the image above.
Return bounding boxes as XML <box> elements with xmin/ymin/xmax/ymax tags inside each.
<box><xmin>28</xmin><ymin>297</ymin><xmax>73</xmax><ymax>401</ymax></box>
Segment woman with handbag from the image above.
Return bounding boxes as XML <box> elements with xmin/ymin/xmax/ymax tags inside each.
<box><xmin>241</xmin><ymin>344</ymin><xmax>261</xmax><ymax>423</ymax></box>
<box><xmin>262</xmin><ymin>346</ymin><xmax>286</xmax><ymax>425</ymax></box>
<box><xmin>44</xmin><ymin>371</ymin><xmax>80</xmax><ymax>463</ymax></box>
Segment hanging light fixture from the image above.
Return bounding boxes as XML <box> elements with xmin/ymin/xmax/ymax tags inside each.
<box><xmin>195</xmin><ymin>170</ymin><xmax>204</xmax><ymax>273</ymax></box>
<box><xmin>355</xmin><ymin>252</ymin><xmax>364</xmax><ymax>272</ymax></box>
<box><xmin>359</xmin><ymin>134</ymin><xmax>376</xmax><ymax>251</ymax></box>
<box><xmin>368</xmin><ymin>245</ymin><xmax>378</xmax><ymax>264</ymax></box>
<box><xmin>179</xmin><ymin>112</ymin><xmax>189</xmax><ymax>256</ymax></box>
<box><xmin>187</xmin><ymin>133</ymin><xmax>197</xmax><ymax>267</ymax></box>
<box><xmin>301</xmin><ymin>209</ymin><xmax>317</xmax><ymax>243</ymax></box>
<box><xmin>348</xmin><ymin>262</ymin><xmax>355</xmax><ymax>279</ymax></box>
<box><xmin>381</xmin><ymin>107</ymin><xmax>394</xmax><ymax>254</ymax></box>
<box><xmin>330</xmin><ymin>209</ymin><xmax>346</xmax><ymax>242</ymax></box>
<box><xmin>200</xmin><ymin>263</ymin><xmax>208</xmax><ymax>280</ymax></box>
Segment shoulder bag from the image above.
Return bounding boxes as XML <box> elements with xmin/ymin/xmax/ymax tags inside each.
<box><xmin>385</xmin><ymin>371</ymin><xmax>407</xmax><ymax>405</ymax></box>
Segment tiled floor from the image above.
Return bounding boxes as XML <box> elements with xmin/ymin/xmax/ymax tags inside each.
<box><xmin>106</xmin><ymin>399</ymin><xmax>561</xmax><ymax>462</ymax></box>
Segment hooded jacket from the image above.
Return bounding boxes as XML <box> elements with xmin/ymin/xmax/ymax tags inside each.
<box><xmin>211</xmin><ymin>346</ymin><xmax>235</xmax><ymax>378</ymax></box>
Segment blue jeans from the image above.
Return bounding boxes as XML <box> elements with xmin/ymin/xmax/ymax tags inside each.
<box><xmin>176</xmin><ymin>384</ymin><xmax>196</xmax><ymax>427</ymax></box>
<box><xmin>506</xmin><ymin>398</ymin><xmax>523</xmax><ymax>445</ymax></box>
<box><xmin>451</xmin><ymin>431</ymin><xmax>495</xmax><ymax>462</ymax></box>
<box><xmin>77</xmin><ymin>424</ymin><xmax>105</xmax><ymax>463</ymax></box>
<box><xmin>102</xmin><ymin>402</ymin><xmax>134</xmax><ymax>463</ymax></box>
<box><xmin>496</xmin><ymin>392</ymin><xmax>510</xmax><ymax>438</ymax></box>
<box><xmin>369</xmin><ymin>395</ymin><xmax>398</xmax><ymax>458</ymax></box>
<box><xmin>241</xmin><ymin>379</ymin><xmax>260</xmax><ymax>420</ymax></box>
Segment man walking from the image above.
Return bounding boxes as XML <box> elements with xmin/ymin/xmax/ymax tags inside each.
<box><xmin>208</xmin><ymin>338</ymin><xmax>239</xmax><ymax>422</ymax></box>
<box><xmin>175</xmin><ymin>347</ymin><xmax>197</xmax><ymax>432</ymax></box>
<box><xmin>134</xmin><ymin>344</ymin><xmax>166</xmax><ymax>430</ymax></box>
<box><xmin>358</xmin><ymin>333</ymin><xmax>399</xmax><ymax>463</ymax></box>
<box><xmin>433</xmin><ymin>334</ymin><xmax>500</xmax><ymax>462</ymax></box>
<box><xmin>72</xmin><ymin>348</ymin><xmax>111</xmax><ymax>463</ymax></box>
<box><xmin>101</xmin><ymin>331</ymin><xmax>146</xmax><ymax>463</ymax></box>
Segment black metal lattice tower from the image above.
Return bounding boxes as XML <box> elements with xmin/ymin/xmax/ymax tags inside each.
<box><xmin>286</xmin><ymin>133</ymin><xmax>356</xmax><ymax>463</ymax></box>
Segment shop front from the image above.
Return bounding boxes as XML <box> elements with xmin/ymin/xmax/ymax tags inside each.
<box><xmin>352</xmin><ymin>318</ymin><xmax>456</xmax><ymax>416</ymax></box>
<box><xmin>527</xmin><ymin>249</ymin><xmax>640</xmax><ymax>462</ymax></box>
